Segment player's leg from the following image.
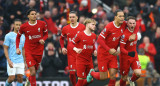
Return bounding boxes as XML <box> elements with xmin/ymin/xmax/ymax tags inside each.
<box><xmin>130</xmin><ymin>59</ymin><xmax>141</xmax><ymax>82</ymax></box>
<box><xmin>76</xmin><ymin>78</ymin><xmax>85</xmax><ymax>86</ymax></box>
<box><xmin>25</xmin><ymin>54</ymin><xmax>38</xmax><ymax>86</ymax></box>
<box><xmin>16</xmin><ymin>63</ymin><xmax>25</xmax><ymax>86</ymax></box>
<box><xmin>6</xmin><ymin>64</ymin><xmax>16</xmax><ymax>86</ymax></box>
<box><xmin>108</xmin><ymin>56</ymin><xmax>118</xmax><ymax>86</ymax></box>
<box><xmin>68</xmin><ymin>55</ymin><xmax>77</xmax><ymax>86</ymax></box>
<box><xmin>88</xmin><ymin>55</ymin><xmax>108</xmax><ymax>81</ymax></box>
<box><xmin>120</xmin><ymin>75</ymin><xmax>128</xmax><ymax>86</ymax></box>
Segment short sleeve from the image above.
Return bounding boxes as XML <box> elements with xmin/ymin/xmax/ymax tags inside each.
<box><xmin>43</xmin><ymin>22</ymin><xmax>48</xmax><ymax>32</ymax></box>
<box><xmin>99</xmin><ymin>26</ymin><xmax>110</xmax><ymax>39</ymax></box>
<box><xmin>61</xmin><ymin>26</ymin><xmax>67</xmax><ymax>37</ymax></box>
<box><xmin>18</xmin><ymin>25</ymin><xmax>24</xmax><ymax>35</ymax></box>
<box><xmin>3</xmin><ymin>34</ymin><xmax>10</xmax><ymax>46</ymax></box>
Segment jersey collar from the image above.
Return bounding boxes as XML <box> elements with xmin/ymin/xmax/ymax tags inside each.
<box><xmin>113</xmin><ymin>21</ymin><xmax>120</xmax><ymax>28</ymax></box>
<box><xmin>70</xmin><ymin>22</ymin><xmax>79</xmax><ymax>28</ymax></box>
<box><xmin>28</xmin><ymin>20</ymin><xmax>37</xmax><ymax>26</ymax></box>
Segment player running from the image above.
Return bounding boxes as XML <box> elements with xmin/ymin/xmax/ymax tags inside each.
<box><xmin>4</xmin><ymin>19</ymin><xmax>26</xmax><ymax>86</ymax></box>
<box><xmin>16</xmin><ymin>9</ymin><xmax>48</xmax><ymax>86</ymax></box>
<box><xmin>120</xmin><ymin>16</ymin><xmax>141</xmax><ymax>86</ymax></box>
<box><xmin>70</xmin><ymin>18</ymin><xmax>97</xmax><ymax>86</ymax></box>
<box><xmin>87</xmin><ymin>9</ymin><xmax>139</xmax><ymax>86</ymax></box>
<box><xmin>59</xmin><ymin>11</ymin><xmax>85</xmax><ymax>86</ymax></box>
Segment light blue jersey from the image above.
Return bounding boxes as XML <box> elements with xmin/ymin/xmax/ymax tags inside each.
<box><xmin>4</xmin><ymin>32</ymin><xmax>25</xmax><ymax>63</ymax></box>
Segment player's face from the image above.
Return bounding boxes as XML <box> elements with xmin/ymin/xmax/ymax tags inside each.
<box><xmin>28</xmin><ymin>11</ymin><xmax>37</xmax><ymax>21</ymax></box>
<box><xmin>88</xmin><ymin>23</ymin><xmax>96</xmax><ymax>31</ymax></box>
<box><xmin>115</xmin><ymin>12</ymin><xmax>124</xmax><ymax>24</ymax></box>
<box><xmin>69</xmin><ymin>13</ymin><xmax>78</xmax><ymax>24</ymax></box>
<box><xmin>127</xmin><ymin>19</ymin><xmax>136</xmax><ymax>31</ymax></box>
<box><xmin>14</xmin><ymin>21</ymin><xmax>22</xmax><ymax>31</ymax></box>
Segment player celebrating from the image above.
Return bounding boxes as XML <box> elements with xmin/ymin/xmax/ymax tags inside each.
<box><xmin>4</xmin><ymin>19</ymin><xmax>26</xmax><ymax>86</ymax></box>
<box><xmin>87</xmin><ymin>9</ymin><xmax>139</xmax><ymax>86</ymax></box>
<box><xmin>70</xmin><ymin>18</ymin><xmax>97</xmax><ymax>86</ymax></box>
<box><xmin>16</xmin><ymin>9</ymin><xmax>48</xmax><ymax>86</ymax></box>
<box><xmin>59</xmin><ymin>11</ymin><xmax>85</xmax><ymax>86</ymax></box>
<box><xmin>120</xmin><ymin>16</ymin><xmax>141</xmax><ymax>86</ymax></box>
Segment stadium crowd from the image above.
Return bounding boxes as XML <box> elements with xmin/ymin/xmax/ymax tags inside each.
<box><xmin>0</xmin><ymin>0</ymin><xmax>160</xmax><ymax>85</ymax></box>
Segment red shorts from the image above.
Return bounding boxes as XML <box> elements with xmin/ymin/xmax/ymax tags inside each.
<box><xmin>76</xmin><ymin>63</ymin><xmax>93</xmax><ymax>78</ymax></box>
<box><xmin>67</xmin><ymin>54</ymin><xmax>76</xmax><ymax>70</ymax></box>
<box><xmin>97</xmin><ymin>51</ymin><xmax>118</xmax><ymax>72</ymax></box>
<box><xmin>25</xmin><ymin>53</ymin><xmax>42</xmax><ymax>70</ymax></box>
<box><xmin>120</xmin><ymin>57</ymin><xmax>141</xmax><ymax>76</ymax></box>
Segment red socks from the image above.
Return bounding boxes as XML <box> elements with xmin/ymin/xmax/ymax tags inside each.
<box><xmin>76</xmin><ymin>79</ymin><xmax>84</xmax><ymax>86</ymax></box>
<box><xmin>29</xmin><ymin>76</ymin><xmax>36</xmax><ymax>86</ymax></box>
<box><xmin>131</xmin><ymin>73</ymin><xmax>140</xmax><ymax>81</ymax></box>
<box><xmin>120</xmin><ymin>79</ymin><xmax>126</xmax><ymax>86</ymax></box>
<box><xmin>108</xmin><ymin>79</ymin><xmax>116</xmax><ymax>86</ymax></box>
<box><xmin>91</xmin><ymin>72</ymin><xmax>100</xmax><ymax>80</ymax></box>
<box><xmin>69</xmin><ymin>71</ymin><xmax>76</xmax><ymax>86</ymax></box>
<box><xmin>83</xmin><ymin>79</ymin><xmax>93</xmax><ymax>86</ymax></box>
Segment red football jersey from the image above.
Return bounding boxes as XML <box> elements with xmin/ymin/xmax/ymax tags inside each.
<box><xmin>16</xmin><ymin>20</ymin><xmax>48</xmax><ymax>55</ymax></box>
<box><xmin>60</xmin><ymin>23</ymin><xmax>85</xmax><ymax>55</ymax></box>
<box><xmin>98</xmin><ymin>21</ymin><xmax>126</xmax><ymax>55</ymax></box>
<box><xmin>72</xmin><ymin>31</ymin><xmax>96</xmax><ymax>64</ymax></box>
<box><xmin>120</xmin><ymin>28</ymin><xmax>138</xmax><ymax>58</ymax></box>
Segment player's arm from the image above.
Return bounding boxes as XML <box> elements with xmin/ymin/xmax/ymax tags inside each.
<box><xmin>39</xmin><ymin>22</ymin><xmax>48</xmax><ymax>44</ymax></box>
<box><xmin>93</xmin><ymin>44</ymin><xmax>97</xmax><ymax>56</ymax></box>
<box><xmin>71</xmin><ymin>33</ymin><xmax>82</xmax><ymax>54</ymax></box>
<box><xmin>59</xmin><ymin>27</ymin><xmax>67</xmax><ymax>55</ymax></box>
<box><xmin>120</xmin><ymin>35</ymin><xmax>135</xmax><ymax>57</ymax></box>
<box><xmin>97</xmin><ymin>28</ymin><xmax>116</xmax><ymax>55</ymax></box>
<box><xmin>3</xmin><ymin>35</ymin><xmax>13</xmax><ymax>68</ymax></box>
<box><xmin>22</xmin><ymin>47</ymin><xmax>27</xmax><ymax>70</ymax></box>
<box><xmin>16</xmin><ymin>26</ymin><xmax>23</xmax><ymax>55</ymax></box>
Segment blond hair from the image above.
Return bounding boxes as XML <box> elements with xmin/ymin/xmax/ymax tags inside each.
<box><xmin>83</xmin><ymin>18</ymin><xmax>96</xmax><ymax>26</ymax></box>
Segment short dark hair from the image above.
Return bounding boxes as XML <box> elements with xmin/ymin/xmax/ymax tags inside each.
<box><xmin>127</xmin><ymin>16</ymin><xmax>136</xmax><ymax>21</ymax></box>
<box><xmin>14</xmin><ymin>19</ymin><xmax>21</xmax><ymax>23</ymax></box>
<box><xmin>26</xmin><ymin>9</ymin><xmax>37</xmax><ymax>15</ymax></box>
<box><xmin>114</xmin><ymin>9</ymin><xmax>123</xmax><ymax>16</ymax></box>
<box><xmin>69</xmin><ymin>11</ymin><xmax>78</xmax><ymax>16</ymax></box>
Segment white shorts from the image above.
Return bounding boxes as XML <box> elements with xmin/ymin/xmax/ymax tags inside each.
<box><xmin>7</xmin><ymin>63</ymin><xmax>24</xmax><ymax>76</ymax></box>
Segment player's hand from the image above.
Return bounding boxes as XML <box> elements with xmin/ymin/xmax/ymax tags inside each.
<box><xmin>113</xmin><ymin>51</ymin><xmax>120</xmax><ymax>56</ymax></box>
<box><xmin>8</xmin><ymin>59</ymin><xmax>13</xmax><ymax>68</ymax></box>
<box><xmin>16</xmin><ymin>48</ymin><xmax>21</xmax><ymax>55</ymax></box>
<box><xmin>109</xmin><ymin>48</ymin><xmax>117</xmax><ymax>55</ymax></box>
<box><xmin>93</xmin><ymin>50</ymin><xmax>97</xmax><ymax>56</ymax></box>
<box><xmin>39</xmin><ymin>39</ymin><xmax>45</xmax><ymax>45</ymax></box>
<box><xmin>129</xmin><ymin>34</ymin><xmax>136</xmax><ymax>41</ymax></box>
<box><xmin>128</xmin><ymin>51</ymin><xmax>135</xmax><ymax>57</ymax></box>
<box><xmin>73</xmin><ymin>47</ymin><xmax>82</xmax><ymax>54</ymax></box>
<box><xmin>62</xmin><ymin>48</ymin><xmax>67</xmax><ymax>55</ymax></box>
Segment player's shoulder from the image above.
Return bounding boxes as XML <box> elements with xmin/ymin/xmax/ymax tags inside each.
<box><xmin>92</xmin><ymin>32</ymin><xmax>97</xmax><ymax>37</ymax></box>
<box><xmin>5</xmin><ymin>32</ymin><xmax>14</xmax><ymax>38</ymax></box>
<box><xmin>105</xmin><ymin>22</ymin><xmax>114</xmax><ymax>29</ymax></box>
<box><xmin>78</xmin><ymin>23</ymin><xmax>85</xmax><ymax>27</ymax></box>
<box><xmin>37</xmin><ymin>20</ymin><xmax>46</xmax><ymax>24</ymax></box>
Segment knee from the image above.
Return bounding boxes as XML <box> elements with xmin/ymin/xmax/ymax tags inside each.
<box><xmin>17</xmin><ymin>75</ymin><xmax>23</xmax><ymax>83</ymax></box>
<box><xmin>110</xmin><ymin>73</ymin><xmax>116</xmax><ymax>79</ymax></box>
<box><xmin>30</xmin><ymin>70</ymin><xmax>36</xmax><ymax>76</ymax></box>
<box><xmin>121</xmin><ymin>76</ymin><xmax>127</xmax><ymax>81</ymax></box>
<box><xmin>135</xmin><ymin>72</ymin><xmax>141</xmax><ymax>77</ymax></box>
<box><xmin>9</xmin><ymin>76</ymin><xmax>15</xmax><ymax>82</ymax></box>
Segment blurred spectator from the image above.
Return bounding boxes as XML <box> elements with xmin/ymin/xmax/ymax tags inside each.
<box><xmin>139</xmin><ymin>36</ymin><xmax>157</xmax><ymax>66</ymax></box>
<box><xmin>0</xmin><ymin>16</ymin><xmax>9</xmax><ymax>36</ymax></box>
<box><xmin>154</xmin><ymin>27</ymin><xmax>160</xmax><ymax>74</ymax></box>
<box><xmin>139</xmin><ymin>0</ymin><xmax>151</xmax><ymax>25</ymax></box>
<box><xmin>46</xmin><ymin>0</ymin><xmax>56</xmax><ymax>13</ymax></box>
<box><xmin>5</xmin><ymin>0</ymin><xmax>23</xmax><ymax>24</ymax></box>
<box><xmin>96</xmin><ymin>22</ymin><xmax>105</xmax><ymax>34</ymax></box>
<box><xmin>59</xmin><ymin>18</ymin><xmax>67</xmax><ymax>30</ymax></box>
<box><xmin>41</xmin><ymin>42</ymin><xmax>62</xmax><ymax>77</ymax></box>
<box><xmin>78</xmin><ymin>0</ymin><xmax>92</xmax><ymax>17</ymax></box>
<box><xmin>107</xmin><ymin>3</ymin><xmax>119</xmax><ymax>21</ymax></box>
<box><xmin>123</xmin><ymin>0</ymin><xmax>139</xmax><ymax>18</ymax></box>
<box><xmin>78</xmin><ymin>16</ymin><xmax>85</xmax><ymax>24</ymax></box>
<box><xmin>152</xmin><ymin>0</ymin><xmax>160</xmax><ymax>26</ymax></box>
<box><xmin>44</xmin><ymin>10</ymin><xmax>58</xmax><ymax>34</ymax></box>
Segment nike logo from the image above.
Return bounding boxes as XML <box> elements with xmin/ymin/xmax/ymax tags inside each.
<box><xmin>27</xmin><ymin>31</ymin><xmax>30</xmax><ymax>33</ymax></box>
<box><xmin>83</xmin><ymin>40</ymin><xmax>87</xmax><ymax>42</ymax></box>
<box><xmin>112</xmin><ymin>33</ymin><xmax>116</xmax><ymax>34</ymax></box>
